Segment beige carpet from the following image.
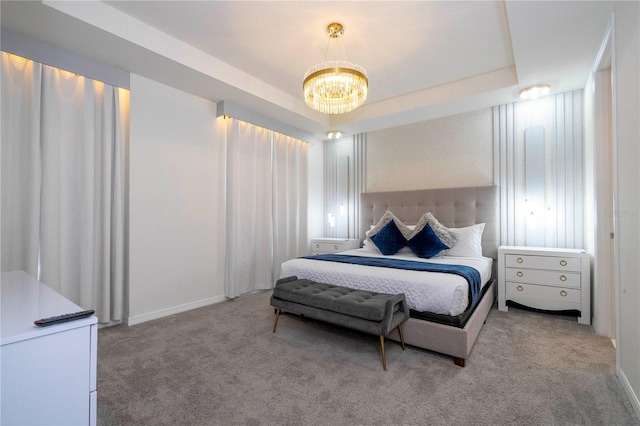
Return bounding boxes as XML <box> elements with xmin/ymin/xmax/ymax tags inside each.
<box><xmin>97</xmin><ymin>291</ymin><xmax>639</xmax><ymax>426</ymax></box>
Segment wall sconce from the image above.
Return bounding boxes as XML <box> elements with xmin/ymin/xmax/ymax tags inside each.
<box><xmin>524</xmin><ymin>125</ymin><xmax>545</xmax><ymax>246</ymax></box>
<box><xmin>327</xmin><ymin>212</ymin><xmax>335</xmax><ymax>228</ymax></box>
<box><xmin>525</xmin><ymin>198</ymin><xmax>539</xmax><ymax>230</ymax></box>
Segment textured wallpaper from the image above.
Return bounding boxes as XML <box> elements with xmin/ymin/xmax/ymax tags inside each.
<box><xmin>366</xmin><ymin>108</ymin><xmax>494</xmax><ymax>192</ymax></box>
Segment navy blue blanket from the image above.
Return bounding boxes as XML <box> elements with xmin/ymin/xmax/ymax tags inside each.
<box><xmin>301</xmin><ymin>254</ymin><xmax>482</xmax><ymax>306</ymax></box>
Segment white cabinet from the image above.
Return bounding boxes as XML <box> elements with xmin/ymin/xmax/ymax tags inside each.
<box><xmin>1</xmin><ymin>270</ymin><xmax>98</xmax><ymax>426</ymax></box>
<box><xmin>310</xmin><ymin>238</ymin><xmax>360</xmax><ymax>255</ymax></box>
<box><xmin>497</xmin><ymin>246</ymin><xmax>590</xmax><ymax>325</ymax></box>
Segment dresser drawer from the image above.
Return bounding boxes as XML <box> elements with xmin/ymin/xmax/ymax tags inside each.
<box><xmin>506</xmin><ymin>281</ymin><xmax>581</xmax><ymax>311</ymax></box>
<box><xmin>505</xmin><ymin>254</ymin><xmax>581</xmax><ymax>272</ymax></box>
<box><xmin>310</xmin><ymin>239</ymin><xmax>360</xmax><ymax>254</ymax></box>
<box><xmin>504</xmin><ymin>268</ymin><xmax>581</xmax><ymax>289</ymax></box>
<box><xmin>312</xmin><ymin>241</ymin><xmax>344</xmax><ymax>253</ymax></box>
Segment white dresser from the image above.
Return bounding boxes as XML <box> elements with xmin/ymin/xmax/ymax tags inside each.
<box><xmin>310</xmin><ymin>238</ymin><xmax>360</xmax><ymax>255</ymax></box>
<box><xmin>497</xmin><ymin>246</ymin><xmax>591</xmax><ymax>325</ymax></box>
<box><xmin>1</xmin><ymin>270</ymin><xmax>98</xmax><ymax>426</ymax></box>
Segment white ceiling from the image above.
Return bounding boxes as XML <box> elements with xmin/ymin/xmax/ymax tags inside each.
<box><xmin>1</xmin><ymin>1</ymin><xmax>614</xmax><ymax>141</ymax></box>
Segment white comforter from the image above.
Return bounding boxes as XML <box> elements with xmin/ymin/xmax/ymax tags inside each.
<box><xmin>279</xmin><ymin>248</ymin><xmax>493</xmax><ymax>316</ymax></box>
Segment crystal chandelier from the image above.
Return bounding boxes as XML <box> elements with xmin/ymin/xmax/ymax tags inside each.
<box><xmin>303</xmin><ymin>23</ymin><xmax>368</xmax><ymax>114</ymax></box>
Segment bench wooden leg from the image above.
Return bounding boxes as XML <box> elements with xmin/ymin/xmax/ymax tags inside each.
<box><xmin>398</xmin><ymin>323</ymin><xmax>406</xmax><ymax>351</ymax></box>
<box><xmin>379</xmin><ymin>335</ymin><xmax>387</xmax><ymax>372</ymax></box>
<box><xmin>272</xmin><ymin>308</ymin><xmax>281</xmax><ymax>333</ymax></box>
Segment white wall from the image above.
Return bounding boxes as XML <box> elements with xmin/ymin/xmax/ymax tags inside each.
<box><xmin>366</xmin><ymin>108</ymin><xmax>494</xmax><ymax>192</ymax></box>
<box><xmin>127</xmin><ymin>74</ymin><xmax>226</xmax><ymax>325</ymax></box>
<box><xmin>613</xmin><ymin>1</ymin><xmax>640</xmax><ymax>416</ymax></box>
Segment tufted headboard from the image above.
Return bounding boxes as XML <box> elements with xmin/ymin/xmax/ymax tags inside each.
<box><xmin>360</xmin><ymin>186</ymin><xmax>500</xmax><ymax>259</ymax></box>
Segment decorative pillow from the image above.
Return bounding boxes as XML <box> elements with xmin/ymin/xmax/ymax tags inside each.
<box><xmin>373</xmin><ymin>211</ymin><xmax>412</xmax><ymax>237</ymax></box>
<box><xmin>445</xmin><ymin>223</ymin><xmax>485</xmax><ymax>257</ymax></box>
<box><xmin>364</xmin><ymin>225</ymin><xmax>400</xmax><ymax>252</ymax></box>
<box><xmin>370</xmin><ymin>219</ymin><xmax>407</xmax><ymax>255</ymax></box>
<box><xmin>393</xmin><ymin>224</ymin><xmax>417</xmax><ymax>254</ymax></box>
<box><xmin>417</xmin><ymin>212</ymin><xmax>456</xmax><ymax>247</ymax></box>
<box><xmin>406</xmin><ymin>223</ymin><xmax>449</xmax><ymax>258</ymax></box>
<box><xmin>365</xmin><ymin>211</ymin><xmax>412</xmax><ymax>253</ymax></box>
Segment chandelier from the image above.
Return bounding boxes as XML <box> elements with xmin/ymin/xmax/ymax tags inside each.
<box><xmin>303</xmin><ymin>23</ymin><xmax>368</xmax><ymax>114</ymax></box>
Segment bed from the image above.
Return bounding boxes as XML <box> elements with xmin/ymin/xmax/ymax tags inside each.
<box><xmin>280</xmin><ymin>186</ymin><xmax>499</xmax><ymax>367</ymax></box>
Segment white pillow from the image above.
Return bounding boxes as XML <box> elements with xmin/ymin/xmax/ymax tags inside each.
<box><xmin>445</xmin><ymin>223</ymin><xmax>485</xmax><ymax>257</ymax></box>
<box><xmin>362</xmin><ymin>225</ymin><xmax>377</xmax><ymax>251</ymax></box>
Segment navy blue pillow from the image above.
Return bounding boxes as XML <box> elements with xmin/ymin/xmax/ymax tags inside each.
<box><xmin>370</xmin><ymin>220</ymin><xmax>407</xmax><ymax>255</ymax></box>
<box><xmin>407</xmin><ymin>223</ymin><xmax>449</xmax><ymax>258</ymax></box>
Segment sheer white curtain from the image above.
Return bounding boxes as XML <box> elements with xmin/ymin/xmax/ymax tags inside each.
<box><xmin>1</xmin><ymin>53</ymin><xmax>41</xmax><ymax>277</ymax></box>
<box><xmin>271</xmin><ymin>131</ymin><xmax>308</xmax><ymax>283</ymax></box>
<box><xmin>224</xmin><ymin>118</ymin><xmax>307</xmax><ymax>298</ymax></box>
<box><xmin>1</xmin><ymin>52</ymin><xmax>128</xmax><ymax>323</ymax></box>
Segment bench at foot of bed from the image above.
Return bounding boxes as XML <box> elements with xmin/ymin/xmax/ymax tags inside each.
<box><xmin>270</xmin><ymin>276</ymin><xmax>410</xmax><ymax>371</ymax></box>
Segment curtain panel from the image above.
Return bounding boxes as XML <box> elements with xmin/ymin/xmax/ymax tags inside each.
<box><xmin>272</xmin><ymin>131</ymin><xmax>308</xmax><ymax>282</ymax></box>
<box><xmin>223</xmin><ymin>118</ymin><xmax>307</xmax><ymax>298</ymax></box>
<box><xmin>1</xmin><ymin>53</ymin><xmax>42</xmax><ymax>277</ymax></box>
<box><xmin>493</xmin><ymin>90</ymin><xmax>585</xmax><ymax>249</ymax></box>
<box><xmin>1</xmin><ymin>52</ymin><xmax>128</xmax><ymax>323</ymax></box>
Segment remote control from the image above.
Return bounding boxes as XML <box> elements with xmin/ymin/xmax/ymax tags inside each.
<box><xmin>34</xmin><ymin>310</ymin><xmax>95</xmax><ymax>327</ymax></box>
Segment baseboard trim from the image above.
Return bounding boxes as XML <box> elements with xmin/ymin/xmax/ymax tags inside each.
<box><xmin>618</xmin><ymin>366</ymin><xmax>640</xmax><ymax>420</ymax></box>
<box><xmin>124</xmin><ymin>295</ymin><xmax>226</xmax><ymax>326</ymax></box>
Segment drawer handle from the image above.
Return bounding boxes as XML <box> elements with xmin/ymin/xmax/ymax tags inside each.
<box><xmin>517</xmin><ymin>285</ymin><xmax>524</xmax><ymax>292</ymax></box>
<box><xmin>559</xmin><ymin>275</ymin><xmax>567</xmax><ymax>282</ymax></box>
<box><xmin>560</xmin><ymin>290</ymin><xmax>568</xmax><ymax>297</ymax></box>
<box><xmin>560</xmin><ymin>260</ymin><xmax>567</xmax><ymax>267</ymax></box>
<box><xmin>334</xmin><ymin>245</ymin><xmax>339</xmax><ymax>250</ymax></box>
<box><xmin>516</xmin><ymin>257</ymin><xmax>524</xmax><ymax>263</ymax></box>
<box><xmin>516</xmin><ymin>271</ymin><xmax>523</xmax><ymax>277</ymax></box>
<box><xmin>315</xmin><ymin>243</ymin><xmax>320</xmax><ymax>248</ymax></box>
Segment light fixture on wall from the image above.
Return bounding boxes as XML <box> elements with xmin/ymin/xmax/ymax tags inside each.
<box><xmin>303</xmin><ymin>23</ymin><xmax>368</xmax><ymax>114</ymax></box>
<box><xmin>326</xmin><ymin>130</ymin><xmax>343</xmax><ymax>139</ymax></box>
<box><xmin>519</xmin><ymin>84</ymin><xmax>551</xmax><ymax>100</ymax></box>
<box><xmin>327</xmin><ymin>212</ymin><xmax>335</xmax><ymax>228</ymax></box>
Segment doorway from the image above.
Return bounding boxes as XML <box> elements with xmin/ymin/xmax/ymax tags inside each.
<box><xmin>592</xmin><ymin>23</ymin><xmax>617</xmax><ymax>344</ymax></box>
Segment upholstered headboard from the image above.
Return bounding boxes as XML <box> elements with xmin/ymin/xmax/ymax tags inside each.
<box><xmin>360</xmin><ymin>186</ymin><xmax>500</xmax><ymax>259</ymax></box>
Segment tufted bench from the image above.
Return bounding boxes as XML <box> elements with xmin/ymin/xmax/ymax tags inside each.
<box><xmin>270</xmin><ymin>276</ymin><xmax>410</xmax><ymax>371</ymax></box>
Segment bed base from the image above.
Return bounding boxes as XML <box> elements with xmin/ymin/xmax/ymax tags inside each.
<box><xmin>386</xmin><ymin>279</ymin><xmax>496</xmax><ymax>367</ymax></box>
<box><xmin>358</xmin><ymin>185</ymin><xmax>500</xmax><ymax>366</ymax></box>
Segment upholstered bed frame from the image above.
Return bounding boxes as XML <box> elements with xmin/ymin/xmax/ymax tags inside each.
<box><xmin>359</xmin><ymin>185</ymin><xmax>499</xmax><ymax>367</ymax></box>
